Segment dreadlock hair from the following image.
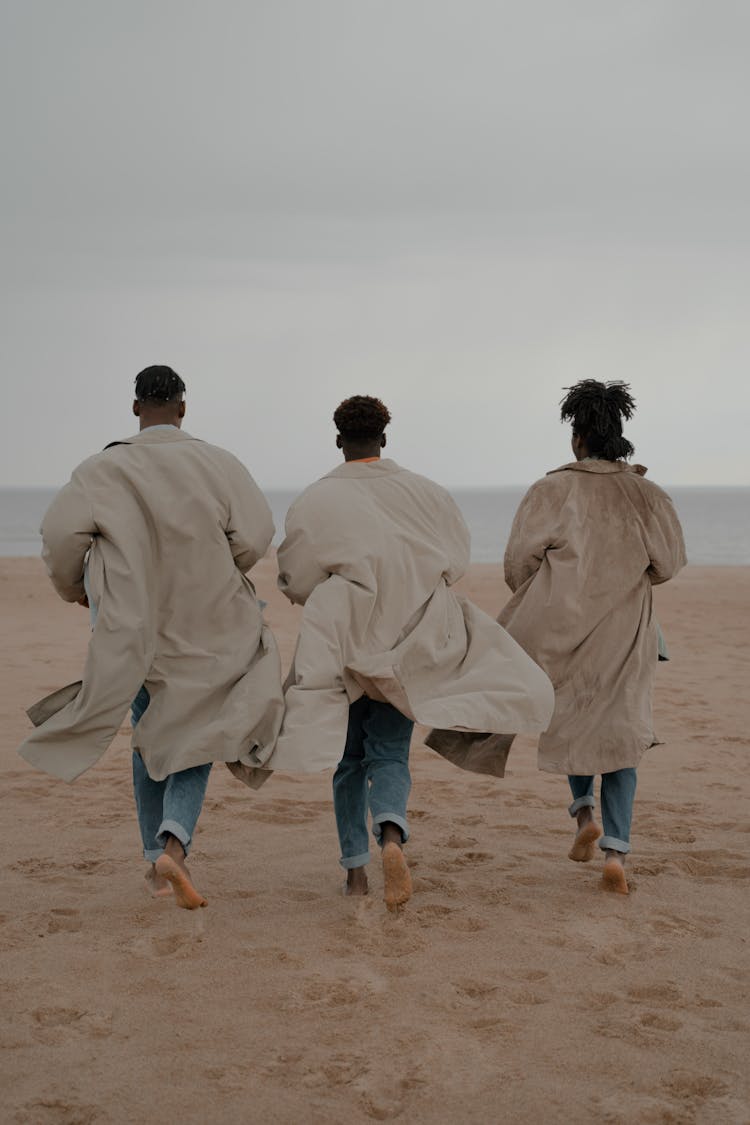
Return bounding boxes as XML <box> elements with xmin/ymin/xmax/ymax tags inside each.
<box><xmin>560</xmin><ymin>379</ymin><xmax>636</xmax><ymax>461</ymax></box>
<box><xmin>134</xmin><ymin>365</ymin><xmax>186</xmax><ymax>404</ymax></box>
<box><xmin>333</xmin><ymin>395</ymin><xmax>392</xmax><ymax>441</ymax></box>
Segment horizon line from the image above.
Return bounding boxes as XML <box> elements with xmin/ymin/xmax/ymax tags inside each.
<box><xmin>2</xmin><ymin>481</ymin><xmax>749</xmax><ymax>492</ymax></box>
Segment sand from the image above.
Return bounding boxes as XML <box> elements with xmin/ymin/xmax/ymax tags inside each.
<box><xmin>1</xmin><ymin>557</ymin><xmax>748</xmax><ymax>1124</ymax></box>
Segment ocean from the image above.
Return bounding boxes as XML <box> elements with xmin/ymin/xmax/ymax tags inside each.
<box><xmin>0</xmin><ymin>486</ymin><xmax>747</xmax><ymax>566</ymax></box>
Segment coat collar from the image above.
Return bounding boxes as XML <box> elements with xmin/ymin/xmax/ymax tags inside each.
<box><xmin>323</xmin><ymin>458</ymin><xmax>403</xmax><ymax>480</ymax></box>
<box><xmin>547</xmin><ymin>459</ymin><xmax>648</xmax><ymax>477</ymax></box>
<box><xmin>116</xmin><ymin>428</ymin><xmax>200</xmax><ymax>446</ymax></box>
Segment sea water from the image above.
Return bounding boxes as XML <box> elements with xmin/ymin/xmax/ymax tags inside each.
<box><xmin>1</xmin><ymin>485</ymin><xmax>748</xmax><ymax>565</ymax></box>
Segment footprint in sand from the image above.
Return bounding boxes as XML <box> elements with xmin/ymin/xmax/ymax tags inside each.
<box><xmin>282</xmin><ymin>975</ymin><xmax>372</xmax><ymax>1015</ymax></box>
<box><xmin>415</xmin><ymin>903</ymin><xmax>456</xmax><ymax>921</ymax></box>
<box><xmin>507</xmin><ymin>873</ymin><xmax>544</xmax><ymax>887</ymax></box>
<box><xmin>30</xmin><ymin>1007</ymin><xmax>114</xmax><ymax>1045</ymax></box>
<box><xmin>510</xmin><ymin>988</ymin><xmax>548</xmax><ymax>1006</ymax></box>
<box><xmin>248</xmin><ymin>946</ymin><xmax>305</xmax><ymax>969</ymax></box>
<box><xmin>581</xmin><ymin>991</ymin><xmax>619</xmax><ymax>1012</ymax></box>
<box><xmin>434</xmin><ymin>851</ymin><xmax>493</xmax><ymax>873</ymax></box>
<box><xmin>626</xmin><ymin>981</ymin><xmax>684</xmax><ymax>1008</ymax></box>
<box><xmin>445</xmin><ymin>833</ymin><xmax>479</xmax><ymax>849</ymax></box>
<box><xmin>474</xmin><ymin>886</ymin><xmax>512</xmax><ymax>907</ymax></box>
<box><xmin>646</xmin><ymin>912</ymin><xmax>719</xmax><ymax>939</ymax></box>
<box><xmin>451</xmin><ymin>978</ymin><xmax>499</xmax><ymax>1002</ymax></box>
<box><xmin>128</xmin><ymin>930</ymin><xmax>201</xmax><ymax>958</ymax></box>
<box><xmin>14</xmin><ymin>1100</ymin><xmax>106</xmax><ymax>1125</ymax></box>
<box><xmin>10</xmin><ymin>858</ymin><xmax>69</xmax><ymax>884</ymax></box>
<box><xmin>630</xmin><ymin>859</ymin><xmax>669</xmax><ymax>877</ymax></box>
<box><xmin>47</xmin><ymin>908</ymin><xmax>82</xmax><ymax>934</ymax></box>
<box><xmin>449</xmin><ymin>914</ymin><xmax>488</xmax><ymax>933</ymax></box>
<box><xmin>280</xmin><ymin>885</ymin><xmax>324</xmax><ymax>903</ymax></box>
<box><xmin>664</xmin><ymin>1072</ymin><xmax>730</xmax><ymax>1103</ymax></box>
<box><xmin>470</xmin><ymin>1016</ymin><xmax>515</xmax><ymax>1040</ymax></box>
<box><xmin>32</xmin><ymin>1007</ymin><xmax>86</xmax><ymax>1028</ymax></box>
<box><xmin>411</xmin><ymin>874</ymin><xmax>460</xmax><ymax>897</ymax></box>
<box><xmin>71</xmin><ymin>859</ymin><xmax>115</xmax><ymax>876</ymax></box>
<box><xmin>640</xmin><ymin>1012</ymin><xmax>683</xmax><ymax>1031</ymax></box>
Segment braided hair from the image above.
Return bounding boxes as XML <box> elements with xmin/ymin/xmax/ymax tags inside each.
<box><xmin>333</xmin><ymin>395</ymin><xmax>391</xmax><ymax>440</ymax></box>
<box><xmin>134</xmin><ymin>365</ymin><xmax>186</xmax><ymax>403</ymax></box>
<box><xmin>560</xmin><ymin>379</ymin><xmax>636</xmax><ymax>461</ymax></box>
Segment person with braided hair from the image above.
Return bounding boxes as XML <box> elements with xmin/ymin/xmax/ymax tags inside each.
<box><xmin>500</xmin><ymin>380</ymin><xmax>686</xmax><ymax>894</ymax></box>
<box><xmin>20</xmin><ymin>366</ymin><xmax>284</xmax><ymax>908</ymax></box>
<box><xmin>267</xmin><ymin>395</ymin><xmax>554</xmax><ymax>910</ymax></box>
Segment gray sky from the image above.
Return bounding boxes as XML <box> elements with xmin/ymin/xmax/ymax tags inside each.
<box><xmin>1</xmin><ymin>0</ymin><xmax>749</xmax><ymax>488</ymax></box>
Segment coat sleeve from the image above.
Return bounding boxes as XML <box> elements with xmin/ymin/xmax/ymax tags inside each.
<box><xmin>503</xmin><ymin>481</ymin><xmax>557</xmax><ymax>593</ymax></box>
<box><xmin>276</xmin><ymin>495</ymin><xmax>329</xmax><ymax>606</ymax></box>
<box><xmin>644</xmin><ymin>492</ymin><xmax>687</xmax><ymax>585</ymax></box>
<box><xmin>41</xmin><ymin>474</ymin><xmax>97</xmax><ymax>602</ymax></box>
<box><xmin>223</xmin><ymin>456</ymin><xmax>275</xmax><ymax>572</ymax></box>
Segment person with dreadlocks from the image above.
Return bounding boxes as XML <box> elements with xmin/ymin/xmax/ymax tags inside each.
<box><xmin>264</xmin><ymin>395</ymin><xmax>554</xmax><ymax>909</ymax></box>
<box><xmin>20</xmin><ymin>366</ymin><xmax>284</xmax><ymax>908</ymax></box>
<box><xmin>499</xmin><ymin>380</ymin><xmax>686</xmax><ymax>894</ymax></box>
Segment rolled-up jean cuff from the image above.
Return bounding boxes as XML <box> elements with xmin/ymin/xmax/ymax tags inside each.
<box><xmin>143</xmin><ymin>847</ymin><xmax>163</xmax><ymax>863</ymax></box>
<box><xmin>340</xmin><ymin>850</ymin><xmax>371</xmax><ymax>870</ymax></box>
<box><xmin>372</xmin><ymin>813</ymin><xmax>409</xmax><ymax>846</ymax></box>
<box><xmin>156</xmin><ymin>819</ymin><xmax>192</xmax><ymax>854</ymax></box>
<box><xmin>568</xmin><ymin>795</ymin><xmax>596</xmax><ymax>817</ymax></box>
<box><xmin>599</xmin><ymin>835</ymin><xmax>630</xmax><ymax>854</ymax></box>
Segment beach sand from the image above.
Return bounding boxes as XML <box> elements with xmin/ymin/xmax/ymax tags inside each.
<box><xmin>1</xmin><ymin>557</ymin><xmax>748</xmax><ymax>1124</ymax></box>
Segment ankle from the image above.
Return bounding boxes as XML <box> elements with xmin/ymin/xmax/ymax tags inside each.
<box><xmin>163</xmin><ymin>834</ymin><xmax>186</xmax><ymax>864</ymax></box>
<box><xmin>381</xmin><ymin>822</ymin><xmax>404</xmax><ymax>848</ymax></box>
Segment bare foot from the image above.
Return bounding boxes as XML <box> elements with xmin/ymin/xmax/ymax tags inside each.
<box><xmin>144</xmin><ymin>864</ymin><xmax>173</xmax><ymax>898</ymax></box>
<box><xmin>568</xmin><ymin>820</ymin><xmax>602</xmax><ymax>862</ymax></box>
<box><xmin>343</xmin><ymin>867</ymin><xmax>369</xmax><ymax>896</ymax></box>
<box><xmin>601</xmin><ymin>854</ymin><xmax>629</xmax><ymax>895</ymax></box>
<box><xmin>154</xmin><ymin>854</ymin><xmax>207</xmax><ymax>909</ymax></box>
<box><xmin>382</xmin><ymin>842</ymin><xmax>412</xmax><ymax>912</ymax></box>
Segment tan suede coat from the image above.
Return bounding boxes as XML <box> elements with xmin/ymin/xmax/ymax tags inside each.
<box><xmin>19</xmin><ymin>427</ymin><xmax>284</xmax><ymax>783</ymax></box>
<box><xmin>499</xmin><ymin>460</ymin><xmax>686</xmax><ymax>775</ymax></box>
<box><xmin>267</xmin><ymin>459</ymin><xmax>554</xmax><ymax>774</ymax></box>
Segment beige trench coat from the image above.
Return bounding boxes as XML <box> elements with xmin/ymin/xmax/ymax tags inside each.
<box><xmin>266</xmin><ymin>459</ymin><xmax>554</xmax><ymax>774</ymax></box>
<box><xmin>19</xmin><ymin>428</ymin><xmax>284</xmax><ymax>783</ymax></box>
<box><xmin>499</xmin><ymin>460</ymin><xmax>686</xmax><ymax>775</ymax></box>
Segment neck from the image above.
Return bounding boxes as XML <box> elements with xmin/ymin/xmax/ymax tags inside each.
<box><xmin>139</xmin><ymin>412</ymin><xmax>181</xmax><ymax>431</ymax></box>
<box><xmin>342</xmin><ymin>445</ymin><xmax>382</xmax><ymax>462</ymax></box>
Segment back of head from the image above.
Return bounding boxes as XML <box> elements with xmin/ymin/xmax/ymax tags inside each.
<box><xmin>134</xmin><ymin>365</ymin><xmax>186</xmax><ymax>404</ymax></box>
<box><xmin>333</xmin><ymin>395</ymin><xmax>391</xmax><ymax>459</ymax></box>
<box><xmin>560</xmin><ymin>379</ymin><xmax>636</xmax><ymax>461</ymax></box>
<box><xmin>334</xmin><ymin>395</ymin><xmax>391</xmax><ymax>441</ymax></box>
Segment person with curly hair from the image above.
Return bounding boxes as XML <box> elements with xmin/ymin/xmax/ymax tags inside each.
<box><xmin>267</xmin><ymin>395</ymin><xmax>554</xmax><ymax>910</ymax></box>
<box><xmin>500</xmin><ymin>380</ymin><xmax>686</xmax><ymax>894</ymax></box>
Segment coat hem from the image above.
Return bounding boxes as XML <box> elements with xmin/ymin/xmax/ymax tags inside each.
<box><xmin>538</xmin><ymin>736</ymin><xmax>660</xmax><ymax>776</ymax></box>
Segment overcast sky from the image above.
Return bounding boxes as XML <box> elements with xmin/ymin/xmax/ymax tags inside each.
<box><xmin>1</xmin><ymin>0</ymin><xmax>748</xmax><ymax>489</ymax></box>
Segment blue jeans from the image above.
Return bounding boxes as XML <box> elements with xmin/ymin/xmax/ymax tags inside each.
<box><xmin>85</xmin><ymin>572</ymin><xmax>211</xmax><ymax>863</ymax></box>
<box><xmin>568</xmin><ymin>769</ymin><xmax>637</xmax><ymax>854</ymax></box>
<box><xmin>332</xmin><ymin>697</ymin><xmax>414</xmax><ymax>869</ymax></box>
<box><xmin>130</xmin><ymin>687</ymin><xmax>212</xmax><ymax>862</ymax></box>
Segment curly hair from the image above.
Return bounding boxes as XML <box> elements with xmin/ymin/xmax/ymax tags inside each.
<box><xmin>333</xmin><ymin>395</ymin><xmax>392</xmax><ymax>440</ymax></box>
<box><xmin>560</xmin><ymin>379</ymin><xmax>636</xmax><ymax>461</ymax></box>
<box><xmin>134</xmin><ymin>365</ymin><xmax>186</xmax><ymax>403</ymax></box>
